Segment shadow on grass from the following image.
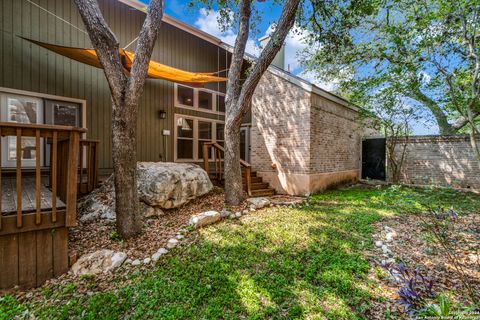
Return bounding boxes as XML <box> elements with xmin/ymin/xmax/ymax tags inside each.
<box><xmin>3</xmin><ymin>185</ymin><xmax>480</xmax><ymax>319</ymax></box>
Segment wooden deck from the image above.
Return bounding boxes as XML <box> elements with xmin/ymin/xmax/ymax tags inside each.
<box><xmin>1</xmin><ymin>177</ymin><xmax>66</xmax><ymax>215</ymax></box>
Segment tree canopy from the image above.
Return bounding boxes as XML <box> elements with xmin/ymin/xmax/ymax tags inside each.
<box><xmin>303</xmin><ymin>0</ymin><xmax>480</xmax><ymax>136</ymax></box>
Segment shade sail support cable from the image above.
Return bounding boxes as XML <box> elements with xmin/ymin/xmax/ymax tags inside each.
<box><xmin>25</xmin><ymin>0</ymin><xmax>89</xmax><ymax>36</ymax></box>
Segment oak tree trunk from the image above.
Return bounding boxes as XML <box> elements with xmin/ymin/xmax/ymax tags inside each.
<box><xmin>223</xmin><ymin>0</ymin><xmax>300</xmax><ymax>205</ymax></box>
<box><xmin>74</xmin><ymin>0</ymin><xmax>163</xmax><ymax>238</ymax></box>
<box><xmin>111</xmin><ymin>98</ymin><xmax>141</xmax><ymax>237</ymax></box>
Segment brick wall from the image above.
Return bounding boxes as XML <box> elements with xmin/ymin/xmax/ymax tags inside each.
<box><xmin>310</xmin><ymin>93</ymin><xmax>362</xmax><ymax>174</ymax></box>
<box><xmin>391</xmin><ymin>135</ymin><xmax>480</xmax><ymax>189</ymax></box>
<box><xmin>251</xmin><ymin>70</ymin><xmax>364</xmax><ymax>195</ymax></box>
<box><xmin>251</xmin><ymin>71</ymin><xmax>312</xmax><ymax>175</ymax></box>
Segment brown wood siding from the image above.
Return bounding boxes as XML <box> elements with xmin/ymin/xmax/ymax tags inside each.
<box><xmin>0</xmin><ymin>0</ymin><xmax>231</xmax><ymax>169</ymax></box>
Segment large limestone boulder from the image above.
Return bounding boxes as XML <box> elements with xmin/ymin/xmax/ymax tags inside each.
<box><xmin>136</xmin><ymin>162</ymin><xmax>213</xmax><ymax>208</ymax></box>
<box><xmin>78</xmin><ymin>162</ymin><xmax>213</xmax><ymax>222</ymax></box>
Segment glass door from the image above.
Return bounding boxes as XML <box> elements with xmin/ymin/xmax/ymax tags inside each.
<box><xmin>240</xmin><ymin>126</ymin><xmax>250</xmax><ymax>163</ymax></box>
<box><xmin>1</xmin><ymin>94</ymin><xmax>44</xmax><ymax>167</ymax></box>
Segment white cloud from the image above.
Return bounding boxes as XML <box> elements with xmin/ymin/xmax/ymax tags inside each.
<box><xmin>195</xmin><ymin>9</ymin><xmax>259</xmax><ymax>56</ymax></box>
<box><xmin>194</xmin><ymin>9</ymin><xmax>343</xmax><ymax>92</ymax></box>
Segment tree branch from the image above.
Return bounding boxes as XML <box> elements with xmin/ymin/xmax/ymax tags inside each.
<box><xmin>233</xmin><ymin>0</ymin><xmax>301</xmax><ymax>126</ymax></box>
<box><xmin>225</xmin><ymin>0</ymin><xmax>251</xmax><ymax>108</ymax></box>
<box><xmin>127</xmin><ymin>0</ymin><xmax>163</xmax><ymax>107</ymax></box>
<box><xmin>73</xmin><ymin>0</ymin><xmax>126</xmax><ymax>106</ymax></box>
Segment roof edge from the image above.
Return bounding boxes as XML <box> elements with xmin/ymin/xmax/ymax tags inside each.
<box><xmin>116</xmin><ymin>0</ymin><xmax>358</xmax><ymax>111</ymax></box>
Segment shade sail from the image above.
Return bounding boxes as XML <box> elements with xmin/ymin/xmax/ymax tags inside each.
<box><xmin>22</xmin><ymin>37</ymin><xmax>227</xmax><ymax>85</ymax></box>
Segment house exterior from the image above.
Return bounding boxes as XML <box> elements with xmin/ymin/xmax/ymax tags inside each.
<box><xmin>0</xmin><ymin>0</ymin><xmax>364</xmax><ymax>196</ymax></box>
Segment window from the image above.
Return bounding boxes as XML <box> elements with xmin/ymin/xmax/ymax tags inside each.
<box><xmin>1</xmin><ymin>90</ymin><xmax>84</xmax><ymax>168</ymax></box>
<box><xmin>217</xmin><ymin>95</ymin><xmax>226</xmax><ymax>113</ymax></box>
<box><xmin>216</xmin><ymin>123</ymin><xmax>225</xmax><ymax>148</ymax></box>
<box><xmin>45</xmin><ymin>99</ymin><xmax>81</xmax><ymax>126</ymax></box>
<box><xmin>176</xmin><ymin>117</ymin><xmax>194</xmax><ymax>159</ymax></box>
<box><xmin>177</xmin><ymin>85</ymin><xmax>194</xmax><ymax>107</ymax></box>
<box><xmin>174</xmin><ymin>115</ymin><xmax>224</xmax><ymax>161</ymax></box>
<box><xmin>198</xmin><ymin>90</ymin><xmax>213</xmax><ymax>111</ymax></box>
<box><xmin>0</xmin><ymin>94</ymin><xmax>43</xmax><ymax>167</ymax></box>
<box><xmin>175</xmin><ymin>84</ymin><xmax>225</xmax><ymax>115</ymax></box>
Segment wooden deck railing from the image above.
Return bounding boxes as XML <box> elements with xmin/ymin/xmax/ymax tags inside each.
<box><xmin>79</xmin><ymin>139</ymin><xmax>100</xmax><ymax>195</ymax></box>
<box><xmin>202</xmin><ymin>142</ymin><xmax>252</xmax><ymax>196</ymax></box>
<box><xmin>0</xmin><ymin>122</ymin><xmax>85</xmax><ymax>230</ymax></box>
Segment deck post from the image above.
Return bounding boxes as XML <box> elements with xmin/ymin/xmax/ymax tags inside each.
<box><xmin>65</xmin><ymin>131</ymin><xmax>80</xmax><ymax>227</ymax></box>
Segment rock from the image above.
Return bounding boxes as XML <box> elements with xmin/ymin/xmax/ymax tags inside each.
<box><xmin>385</xmin><ymin>233</ymin><xmax>394</xmax><ymax>243</ymax></box>
<box><xmin>157</xmin><ymin>248</ymin><xmax>168</xmax><ymax>255</ymax></box>
<box><xmin>176</xmin><ymin>234</ymin><xmax>184</xmax><ymax>240</ymax></box>
<box><xmin>143</xmin><ymin>257</ymin><xmax>151</xmax><ymax>265</ymax></box>
<box><xmin>235</xmin><ymin>212</ymin><xmax>242</xmax><ymax>218</ymax></box>
<box><xmin>189</xmin><ymin>211</ymin><xmax>221</xmax><ymax>228</ymax></box>
<box><xmin>167</xmin><ymin>238</ymin><xmax>179</xmax><ymax>248</ymax></box>
<box><xmin>229</xmin><ymin>213</ymin><xmax>235</xmax><ymax>219</ymax></box>
<box><xmin>246</xmin><ymin>197</ymin><xmax>270</xmax><ymax>209</ymax></box>
<box><xmin>71</xmin><ymin>250</ymin><xmax>127</xmax><ymax>275</ymax></box>
<box><xmin>151</xmin><ymin>252</ymin><xmax>162</xmax><ymax>262</ymax></box>
<box><xmin>137</xmin><ymin>163</ymin><xmax>213</xmax><ymax>208</ymax></box>
<box><xmin>468</xmin><ymin>253</ymin><xmax>478</xmax><ymax>263</ymax></box>
<box><xmin>131</xmin><ymin>259</ymin><xmax>141</xmax><ymax>266</ymax></box>
<box><xmin>220</xmin><ymin>209</ymin><xmax>231</xmax><ymax>218</ymax></box>
<box><xmin>250</xmin><ymin>208</ymin><xmax>255</xmax><ymax>212</ymax></box>
<box><xmin>381</xmin><ymin>245</ymin><xmax>391</xmax><ymax>255</ymax></box>
<box><xmin>125</xmin><ymin>258</ymin><xmax>132</xmax><ymax>264</ymax></box>
<box><xmin>78</xmin><ymin>162</ymin><xmax>213</xmax><ymax>222</ymax></box>
<box><xmin>142</xmin><ymin>203</ymin><xmax>165</xmax><ymax>218</ymax></box>
<box><xmin>242</xmin><ymin>210</ymin><xmax>249</xmax><ymax>215</ymax></box>
<box><xmin>375</xmin><ymin>240</ymin><xmax>383</xmax><ymax>248</ymax></box>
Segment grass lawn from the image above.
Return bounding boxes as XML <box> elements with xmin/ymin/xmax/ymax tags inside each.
<box><xmin>2</xmin><ymin>185</ymin><xmax>480</xmax><ymax>319</ymax></box>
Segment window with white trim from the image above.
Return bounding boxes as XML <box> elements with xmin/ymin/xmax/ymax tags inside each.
<box><xmin>175</xmin><ymin>84</ymin><xmax>225</xmax><ymax>115</ymax></box>
<box><xmin>174</xmin><ymin>115</ymin><xmax>224</xmax><ymax>161</ymax></box>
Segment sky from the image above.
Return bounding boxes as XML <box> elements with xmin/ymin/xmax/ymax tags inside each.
<box><xmin>140</xmin><ymin>0</ymin><xmax>435</xmax><ymax>135</ymax></box>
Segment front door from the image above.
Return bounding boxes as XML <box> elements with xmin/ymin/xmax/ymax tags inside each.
<box><xmin>240</xmin><ymin>126</ymin><xmax>250</xmax><ymax>163</ymax></box>
<box><xmin>0</xmin><ymin>93</ymin><xmax>44</xmax><ymax>167</ymax></box>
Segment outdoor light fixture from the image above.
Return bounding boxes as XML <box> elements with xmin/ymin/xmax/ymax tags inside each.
<box><xmin>158</xmin><ymin>110</ymin><xmax>167</xmax><ymax>119</ymax></box>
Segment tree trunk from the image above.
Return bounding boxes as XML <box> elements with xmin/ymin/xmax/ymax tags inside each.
<box><xmin>410</xmin><ymin>88</ymin><xmax>456</xmax><ymax>135</ymax></box>
<box><xmin>224</xmin><ymin>123</ymin><xmax>243</xmax><ymax>204</ymax></box>
<box><xmin>112</xmin><ymin>98</ymin><xmax>142</xmax><ymax>237</ymax></box>
<box><xmin>74</xmin><ymin>0</ymin><xmax>163</xmax><ymax>238</ymax></box>
<box><xmin>223</xmin><ymin>0</ymin><xmax>300</xmax><ymax>205</ymax></box>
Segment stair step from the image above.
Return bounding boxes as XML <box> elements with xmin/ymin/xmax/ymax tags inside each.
<box><xmin>250</xmin><ymin>188</ymin><xmax>275</xmax><ymax>197</ymax></box>
<box><xmin>243</xmin><ymin>177</ymin><xmax>263</xmax><ymax>183</ymax></box>
<box><xmin>243</xmin><ymin>182</ymin><xmax>269</xmax><ymax>190</ymax></box>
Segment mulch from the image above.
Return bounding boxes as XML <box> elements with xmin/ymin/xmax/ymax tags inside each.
<box><xmin>70</xmin><ymin>187</ymin><xmax>234</xmax><ymax>260</ymax></box>
<box><xmin>365</xmin><ymin>213</ymin><xmax>480</xmax><ymax>319</ymax></box>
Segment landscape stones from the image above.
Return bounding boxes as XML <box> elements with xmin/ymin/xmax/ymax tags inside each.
<box><xmin>235</xmin><ymin>212</ymin><xmax>242</xmax><ymax>218</ymax></box>
<box><xmin>157</xmin><ymin>248</ymin><xmax>168</xmax><ymax>255</ymax></box>
<box><xmin>167</xmin><ymin>238</ymin><xmax>179</xmax><ymax>248</ymax></box>
<box><xmin>143</xmin><ymin>257</ymin><xmax>151</xmax><ymax>265</ymax></box>
<box><xmin>151</xmin><ymin>252</ymin><xmax>162</xmax><ymax>262</ymax></box>
<box><xmin>246</xmin><ymin>197</ymin><xmax>270</xmax><ymax>209</ymax></box>
<box><xmin>71</xmin><ymin>249</ymin><xmax>127</xmax><ymax>275</ymax></box>
<box><xmin>375</xmin><ymin>240</ymin><xmax>383</xmax><ymax>248</ymax></box>
<box><xmin>189</xmin><ymin>211</ymin><xmax>222</xmax><ymax>228</ymax></box>
<box><xmin>131</xmin><ymin>259</ymin><xmax>141</xmax><ymax>266</ymax></box>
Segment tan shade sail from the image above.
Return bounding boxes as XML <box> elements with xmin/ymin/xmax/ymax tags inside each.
<box><xmin>22</xmin><ymin>37</ymin><xmax>227</xmax><ymax>85</ymax></box>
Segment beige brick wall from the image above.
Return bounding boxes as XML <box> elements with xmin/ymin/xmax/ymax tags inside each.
<box><xmin>251</xmin><ymin>71</ymin><xmax>312</xmax><ymax>175</ymax></box>
<box><xmin>251</xmin><ymin>71</ymin><xmax>363</xmax><ymax>195</ymax></box>
<box><xmin>310</xmin><ymin>93</ymin><xmax>363</xmax><ymax>174</ymax></box>
<box><xmin>391</xmin><ymin>135</ymin><xmax>480</xmax><ymax>189</ymax></box>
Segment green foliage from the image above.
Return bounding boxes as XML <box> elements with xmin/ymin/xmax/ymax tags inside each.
<box><xmin>1</xmin><ymin>186</ymin><xmax>479</xmax><ymax>319</ymax></box>
<box><xmin>110</xmin><ymin>231</ymin><xmax>120</xmax><ymax>241</ymax></box>
<box><xmin>303</xmin><ymin>0</ymin><xmax>480</xmax><ymax>135</ymax></box>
